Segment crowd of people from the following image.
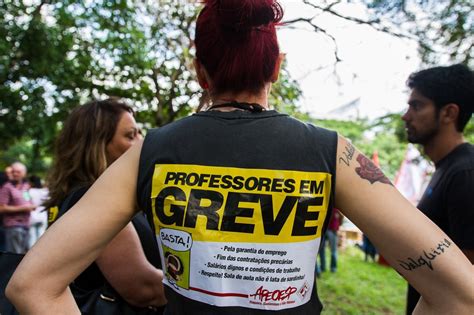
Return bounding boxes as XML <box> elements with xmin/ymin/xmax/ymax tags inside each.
<box><xmin>316</xmin><ymin>208</ymin><xmax>344</xmax><ymax>276</ymax></box>
<box><xmin>1</xmin><ymin>0</ymin><xmax>473</xmax><ymax>314</ymax></box>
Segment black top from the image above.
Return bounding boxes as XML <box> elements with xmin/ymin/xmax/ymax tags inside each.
<box><xmin>137</xmin><ymin>110</ymin><xmax>338</xmax><ymax>314</ymax></box>
<box><xmin>406</xmin><ymin>142</ymin><xmax>474</xmax><ymax>314</ymax></box>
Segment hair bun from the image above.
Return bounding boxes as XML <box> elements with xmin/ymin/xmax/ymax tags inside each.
<box><xmin>206</xmin><ymin>0</ymin><xmax>283</xmax><ymax>32</ymax></box>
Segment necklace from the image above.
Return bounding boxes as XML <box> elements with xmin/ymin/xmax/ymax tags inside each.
<box><xmin>207</xmin><ymin>101</ymin><xmax>266</xmax><ymax>113</ymax></box>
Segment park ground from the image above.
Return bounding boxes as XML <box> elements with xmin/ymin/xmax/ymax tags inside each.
<box><xmin>317</xmin><ymin>246</ymin><xmax>406</xmax><ymax>314</ymax></box>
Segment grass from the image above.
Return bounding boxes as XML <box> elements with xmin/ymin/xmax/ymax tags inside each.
<box><xmin>316</xmin><ymin>246</ymin><xmax>407</xmax><ymax>314</ymax></box>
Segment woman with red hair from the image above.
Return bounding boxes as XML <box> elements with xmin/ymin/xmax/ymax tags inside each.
<box><xmin>7</xmin><ymin>1</ymin><xmax>474</xmax><ymax>314</ymax></box>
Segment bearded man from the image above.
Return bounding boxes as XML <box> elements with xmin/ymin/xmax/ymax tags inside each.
<box><xmin>402</xmin><ymin>64</ymin><xmax>474</xmax><ymax>314</ymax></box>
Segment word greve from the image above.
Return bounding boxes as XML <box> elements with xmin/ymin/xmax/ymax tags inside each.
<box><xmin>155</xmin><ymin>188</ymin><xmax>324</xmax><ymax>236</ymax></box>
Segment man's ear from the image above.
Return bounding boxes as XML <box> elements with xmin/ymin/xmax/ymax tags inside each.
<box><xmin>440</xmin><ymin>103</ymin><xmax>460</xmax><ymax>125</ymax></box>
<box><xmin>194</xmin><ymin>59</ymin><xmax>210</xmax><ymax>89</ymax></box>
<box><xmin>270</xmin><ymin>53</ymin><xmax>285</xmax><ymax>83</ymax></box>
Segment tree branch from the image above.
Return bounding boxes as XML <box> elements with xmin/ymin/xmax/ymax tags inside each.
<box><xmin>283</xmin><ymin>17</ymin><xmax>341</xmax><ymax>63</ymax></box>
<box><xmin>284</xmin><ymin>0</ymin><xmax>416</xmax><ymax>41</ymax></box>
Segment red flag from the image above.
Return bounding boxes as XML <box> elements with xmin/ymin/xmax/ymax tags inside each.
<box><xmin>372</xmin><ymin>151</ymin><xmax>380</xmax><ymax>167</ymax></box>
<box><xmin>394</xmin><ymin>144</ymin><xmax>431</xmax><ymax>205</ymax></box>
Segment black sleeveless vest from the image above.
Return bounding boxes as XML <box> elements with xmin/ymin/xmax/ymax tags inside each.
<box><xmin>137</xmin><ymin>110</ymin><xmax>338</xmax><ymax>314</ymax></box>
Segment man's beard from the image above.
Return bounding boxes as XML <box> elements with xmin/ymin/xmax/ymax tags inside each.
<box><xmin>407</xmin><ymin>122</ymin><xmax>440</xmax><ymax>145</ymax></box>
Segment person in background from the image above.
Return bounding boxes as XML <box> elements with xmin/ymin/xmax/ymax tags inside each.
<box><xmin>0</xmin><ymin>165</ymin><xmax>13</xmax><ymax>251</ymax></box>
<box><xmin>0</xmin><ymin>171</ymin><xmax>9</xmax><ymax>251</ymax></box>
<box><xmin>402</xmin><ymin>64</ymin><xmax>474</xmax><ymax>314</ymax></box>
<box><xmin>27</xmin><ymin>175</ymin><xmax>49</xmax><ymax>248</ymax></box>
<box><xmin>362</xmin><ymin>234</ymin><xmax>377</xmax><ymax>262</ymax></box>
<box><xmin>4</xmin><ymin>166</ymin><xmax>13</xmax><ymax>181</ymax></box>
<box><xmin>6</xmin><ymin>1</ymin><xmax>474</xmax><ymax>314</ymax></box>
<box><xmin>319</xmin><ymin>208</ymin><xmax>343</xmax><ymax>273</ymax></box>
<box><xmin>0</xmin><ymin>162</ymin><xmax>35</xmax><ymax>254</ymax></box>
<box><xmin>1</xmin><ymin>166</ymin><xmax>14</xmax><ymax>251</ymax></box>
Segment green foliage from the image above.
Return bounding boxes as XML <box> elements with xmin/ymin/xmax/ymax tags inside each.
<box><xmin>318</xmin><ymin>246</ymin><xmax>406</xmax><ymax>314</ymax></box>
<box><xmin>0</xmin><ymin>1</ymin><xmax>301</xmax><ymax>172</ymax></box>
<box><xmin>364</xmin><ymin>0</ymin><xmax>473</xmax><ymax>66</ymax></box>
<box><xmin>464</xmin><ymin>119</ymin><xmax>474</xmax><ymax>143</ymax></box>
<box><xmin>0</xmin><ymin>0</ymin><xmax>468</xmax><ymax>176</ymax></box>
<box><xmin>269</xmin><ymin>60</ymin><xmax>304</xmax><ymax>115</ymax></box>
<box><xmin>1</xmin><ymin>0</ymin><xmax>94</xmax><ymax>172</ymax></box>
<box><xmin>309</xmin><ymin>114</ymin><xmax>407</xmax><ymax>180</ymax></box>
<box><xmin>311</xmin><ymin>118</ymin><xmax>370</xmax><ymax>143</ymax></box>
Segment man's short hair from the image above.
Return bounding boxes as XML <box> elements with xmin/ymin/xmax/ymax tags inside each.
<box><xmin>407</xmin><ymin>64</ymin><xmax>473</xmax><ymax>132</ymax></box>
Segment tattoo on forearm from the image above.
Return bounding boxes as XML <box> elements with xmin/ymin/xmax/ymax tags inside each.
<box><xmin>338</xmin><ymin>142</ymin><xmax>355</xmax><ymax>166</ymax></box>
<box><xmin>355</xmin><ymin>154</ymin><xmax>393</xmax><ymax>185</ymax></box>
<box><xmin>398</xmin><ymin>238</ymin><xmax>452</xmax><ymax>271</ymax></box>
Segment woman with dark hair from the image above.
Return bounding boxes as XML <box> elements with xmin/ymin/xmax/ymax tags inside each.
<box><xmin>23</xmin><ymin>99</ymin><xmax>166</xmax><ymax>312</ymax></box>
<box><xmin>7</xmin><ymin>1</ymin><xmax>473</xmax><ymax>314</ymax></box>
<box><xmin>44</xmin><ymin>99</ymin><xmax>140</xmax><ymax>205</ymax></box>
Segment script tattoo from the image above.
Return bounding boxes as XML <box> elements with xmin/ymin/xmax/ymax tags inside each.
<box><xmin>355</xmin><ymin>154</ymin><xmax>392</xmax><ymax>185</ymax></box>
<box><xmin>338</xmin><ymin>142</ymin><xmax>355</xmax><ymax>166</ymax></box>
<box><xmin>398</xmin><ymin>238</ymin><xmax>452</xmax><ymax>271</ymax></box>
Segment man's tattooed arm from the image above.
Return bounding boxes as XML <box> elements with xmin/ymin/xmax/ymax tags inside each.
<box><xmin>337</xmin><ymin>141</ymin><xmax>392</xmax><ymax>186</ymax></box>
<box><xmin>398</xmin><ymin>238</ymin><xmax>452</xmax><ymax>271</ymax></box>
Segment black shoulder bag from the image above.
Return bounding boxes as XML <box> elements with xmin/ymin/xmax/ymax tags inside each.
<box><xmin>70</xmin><ymin>280</ymin><xmax>161</xmax><ymax>315</ymax></box>
<box><xmin>0</xmin><ymin>251</ymin><xmax>23</xmax><ymax>315</ymax></box>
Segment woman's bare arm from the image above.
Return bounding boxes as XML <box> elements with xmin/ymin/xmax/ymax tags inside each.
<box><xmin>97</xmin><ymin>222</ymin><xmax>166</xmax><ymax>308</ymax></box>
<box><xmin>335</xmin><ymin>135</ymin><xmax>473</xmax><ymax>314</ymax></box>
<box><xmin>6</xmin><ymin>141</ymin><xmax>144</xmax><ymax>314</ymax></box>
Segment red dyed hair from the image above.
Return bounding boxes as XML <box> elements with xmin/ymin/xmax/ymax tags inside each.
<box><xmin>195</xmin><ymin>0</ymin><xmax>283</xmax><ymax>94</ymax></box>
